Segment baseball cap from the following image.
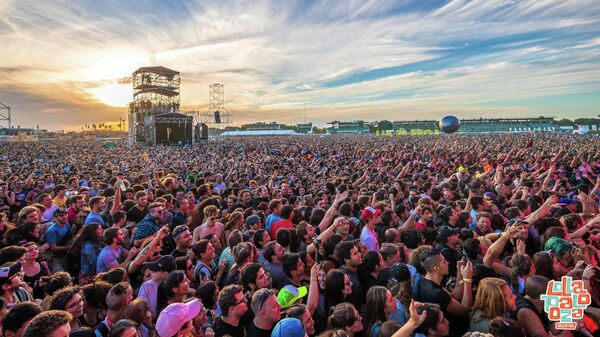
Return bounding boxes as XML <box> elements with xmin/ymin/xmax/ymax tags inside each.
<box><xmin>483</xmin><ymin>192</ymin><xmax>495</xmax><ymax>202</ymax></box>
<box><xmin>436</xmin><ymin>225</ymin><xmax>460</xmax><ymax>241</ymax></box>
<box><xmin>246</xmin><ymin>215</ymin><xmax>260</xmax><ymax>226</ymax></box>
<box><xmin>53</xmin><ymin>207</ymin><xmax>68</xmax><ymax>216</ymax></box>
<box><xmin>559</xmin><ymin>198</ymin><xmax>578</xmax><ymax>205</ymax></box>
<box><xmin>390</xmin><ymin>263</ymin><xmax>410</xmax><ymax>283</ymax></box>
<box><xmin>272</xmin><ymin>318</ymin><xmax>306</xmax><ymax>337</ymax></box>
<box><xmin>0</xmin><ymin>262</ymin><xmax>22</xmax><ymax>285</ymax></box>
<box><xmin>156</xmin><ymin>299</ymin><xmax>202</xmax><ymax>337</ymax></box>
<box><xmin>277</xmin><ymin>285</ymin><xmax>308</xmax><ymax>308</ymax></box>
<box><xmin>145</xmin><ymin>255</ymin><xmax>176</xmax><ymax>273</ymax></box>
<box><xmin>186</xmin><ymin>174</ymin><xmax>196</xmax><ymax>184</ymax></box>
<box><xmin>361</xmin><ymin>206</ymin><xmax>382</xmax><ymax>221</ymax></box>
<box><xmin>507</xmin><ymin>217</ymin><xmax>529</xmax><ymax>227</ymax></box>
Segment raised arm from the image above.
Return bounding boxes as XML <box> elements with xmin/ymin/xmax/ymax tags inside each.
<box><xmin>390</xmin><ymin>301</ymin><xmax>428</xmax><ymax>337</ymax></box>
<box><xmin>306</xmin><ymin>263</ymin><xmax>319</xmax><ymax>315</ymax></box>
<box><xmin>110</xmin><ymin>179</ymin><xmax>122</xmax><ymax>215</ymax></box>
<box><xmin>317</xmin><ymin>191</ymin><xmax>348</xmax><ymax>233</ymax></box>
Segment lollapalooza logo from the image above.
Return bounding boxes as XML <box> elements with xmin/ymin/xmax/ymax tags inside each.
<box><xmin>540</xmin><ymin>276</ymin><xmax>591</xmax><ymax>330</ymax></box>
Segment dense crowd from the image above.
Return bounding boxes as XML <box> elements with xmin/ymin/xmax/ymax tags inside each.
<box><xmin>0</xmin><ymin>133</ymin><xmax>599</xmax><ymax>337</ymax></box>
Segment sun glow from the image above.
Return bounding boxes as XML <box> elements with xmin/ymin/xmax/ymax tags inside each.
<box><xmin>87</xmin><ymin>83</ymin><xmax>132</xmax><ymax>107</ymax></box>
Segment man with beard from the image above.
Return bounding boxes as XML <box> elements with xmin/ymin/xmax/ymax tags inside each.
<box><xmin>66</xmin><ymin>195</ymin><xmax>85</xmax><ymax>224</ymax></box>
<box><xmin>171</xmin><ymin>225</ymin><xmax>193</xmax><ymax>258</ymax></box>
<box><xmin>96</xmin><ymin>227</ymin><xmax>137</xmax><ymax>273</ymax></box>
<box><xmin>126</xmin><ymin>191</ymin><xmax>148</xmax><ymax>224</ymax></box>
<box><xmin>133</xmin><ymin>202</ymin><xmax>164</xmax><ymax>246</ymax></box>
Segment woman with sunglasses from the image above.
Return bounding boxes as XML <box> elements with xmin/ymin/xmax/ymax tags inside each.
<box><xmin>324</xmin><ymin>269</ymin><xmax>352</xmax><ymax>317</ymax></box>
<box><xmin>175</xmin><ymin>256</ymin><xmax>196</xmax><ymax>290</ymax></box>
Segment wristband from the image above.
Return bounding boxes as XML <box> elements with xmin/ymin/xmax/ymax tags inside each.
<box><xmin>463</xmin><ymin>278</ymin><xmax>472</xmax><ymax>283</ymax></box>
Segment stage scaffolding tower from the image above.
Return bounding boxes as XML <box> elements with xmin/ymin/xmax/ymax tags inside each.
<box><xmin>198</xmin><ymin>83</ymin><xmax>232</xmax><ymax>131</ymax></box>
<box><xmin>128</xmin><ymin>66</ymin><xmax>181</xmax><ymax>145</ymax></box>
<box><xmin>0</xmin><ymin>102</ymin><xmax>11</xmax><ymax>129</ymax></box>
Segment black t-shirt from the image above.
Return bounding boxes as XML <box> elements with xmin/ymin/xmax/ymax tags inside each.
<box><xmin>435</xmin><ymin>243</ymin><xmax>460</xmax><ymax>278</ymax></box>
<box><xmin>340</xmin><ymin>266</ymin><xmax>363</xmax><ymax>310</ymax></box>
<box><xmin>170</xmin><ymin>249</ymin><xmax>187</xmax><ymax>259</ymax></box>
<box><xmin>247</xmin><ymin>320</ymin><xmax>271</xmax><ymax>337</ymax></box>
<box><xmin>214</xmin><ymin>316</ymin><xmax>245</xmax><ymax>337</ymax></box>
<box><xmin>413</xmin><ymin>278</ymin><xmax>466</xmax><ymax>337</ymax></box>
<box><xmin>127</xmin><ymin>206</ymin><xmax>148</xmax><ymax>224</ymax></box>
<box><xmin>413</xmin><ymin>277</ymin><xmax>452</xmax><ymax>309</ymax></box>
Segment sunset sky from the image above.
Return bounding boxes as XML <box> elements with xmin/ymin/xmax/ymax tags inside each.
<box><xmin>1</xmin><ymin>0</ymin><xmax>599</xmax><ymax>131</ymax></box>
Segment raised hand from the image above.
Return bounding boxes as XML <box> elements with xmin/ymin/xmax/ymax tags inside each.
<box><xmin>408</xmin><ymin>300</ymin><xmax>427</xmax><ymax>326</ymax></box>
<box><xmin>516</xmin><ymin>240</ymin><xmax>526</xmax><ymax>255</ymax></box>
<box><xmin>460</xmin><ymin>260</ymin><xmax>473</xmax><ymax>280</ymax></box>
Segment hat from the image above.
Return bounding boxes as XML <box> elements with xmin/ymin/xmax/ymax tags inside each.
<box><xmin>246</xmin><ymin>215</ymin><xmax>260</xmax><ymax>226</ymax></box>
<box><xmin>272</xmin><ymin>318</ymin><xmax>306</xmax><ymax>337</ymax></box>
<box><xmin>559</xmin><ymin>198</ymin><xmax>578</xmax><ymax>205</ymax></box>
<box><xmin>145</xmin><ymin>255</ymin><xmax>176</xmax><ymax>273</ymax></box>
<box><xmin>0</xmin><ymin>262</ymin><xmax>21</xmax><ymax>284</ymax></box>
<box><xmin>277</xmin><ymin>285</ymin><xmax>308</xmax><ymax>308</ymax></box>
<box><xmin>390</xmin><ymin>263</ymin><xmax>410</xmax><ymax>283</ymax></box>
<box><xmin>361</xmin><ymin>206</ymin><xmax>382</xmax><ymax>221</ymax></box>
<box><xmin>186</xmin><ymin>174</ymin><xmax>196</xmax><ymax>184</ymax></box>
<box><xmin>507</xmin><ymin>217</ymin><xmax>529</xmax><ymax>227</ymax></box>
<box><xmin>483</xmin><ymin>192</ymin><xmax>495</xmax><ymax>201</ymax></box>
<box><xmin>156</xmin><ymin>299</ymin><xmax>202</xmax><ymax>337</ymax></box>
<box><xmin>53</xmin><ymin>207</ymin><xmax>68</xmax><ymax>216</ymax></box>
<box><xmin>436</xmin><ymin>225</ymin><xmax>460</xmax><ymax>241</ymax></box>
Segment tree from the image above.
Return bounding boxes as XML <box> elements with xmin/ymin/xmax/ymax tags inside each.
<box><xmin>312</xmin><ymin>127</ymin><xmax>326</xmax><ymax>134</ymax></box>
<box><xmin>378</xmin><ymin>120</ymin><xmax>393</xmax><ymax>131</ymax></box>
<box><xmin>555</xmin><ymin>119</ymin><xmax>574</xmax><ymax>126</ymax></box>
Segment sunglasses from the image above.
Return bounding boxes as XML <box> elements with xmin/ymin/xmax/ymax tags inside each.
<box><xmin>258</xmin><ymin>290</ymin><xmax>270</xmax><ymax>311</ymax></box>
<box><xmin>233</xmin><ymin>297</ymin><xmax>248</xmax><ymax>306</ymax></box>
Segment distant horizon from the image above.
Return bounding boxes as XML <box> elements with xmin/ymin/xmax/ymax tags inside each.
<box><xmin>1</xmin><ymin>1</ymin><xmax>599</xmax><ymax>131</ymax></box>
<box><xmin>6</xmin><ymin>115</ymin><xmax>599</xmax><ymax>133</ymax></box>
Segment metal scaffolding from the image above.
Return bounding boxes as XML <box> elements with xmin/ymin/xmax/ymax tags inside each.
<box><xmin>0</xmin><ymin>102</ymin><xmax>11</xmax><ymax>129</ymax></box>
<box><xmin>128</xmin><ymin>66</ymin><xmax>181</xmax><ymax>144</ymax></box>
<box><xmin>198</xmin><ymin>83</ymin><xmax>232</xmax><ymax>129</ymax></box>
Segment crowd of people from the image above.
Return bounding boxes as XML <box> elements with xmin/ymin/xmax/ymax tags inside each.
<box><xmin>0</xmin><ymin>133</ymin><xmax>598</xmax><ymax>337</ymax></box>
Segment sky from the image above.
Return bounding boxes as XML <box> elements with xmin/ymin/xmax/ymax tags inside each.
<box><xmin>1</xmin><ymin>0</ymin><xmax>599</xmax><ymax>131</ymax></box>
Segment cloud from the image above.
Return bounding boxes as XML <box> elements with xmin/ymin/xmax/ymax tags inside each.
<box><xmin>0</xmin><ymin>0</ymin><xmax>599</xmax><ymax>131</ymax></box>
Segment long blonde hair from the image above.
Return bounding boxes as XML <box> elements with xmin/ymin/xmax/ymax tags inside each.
<box><xmin>472</xmin><ymin>277</ymin><xmax>510</xmax><ymax>321</ymax></box>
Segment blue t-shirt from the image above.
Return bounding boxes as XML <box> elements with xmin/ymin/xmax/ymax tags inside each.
<box><xmin>389</xmin><ymin>298</ymin><xmax>409</xmax><ymax>325</ymax></box>
<box><xmin>96</xmin><ymin>245</ymin><xmax>125</xmax><ymax>273</ymax></box>
<box><xmin>45</xmin><ymin>223</ymin><xmax>71</xmax><ymax>245</ymax></box>
<box><xmin>265</xmin><ymin>214</ymin><xmax>282</xmax><ymax>231</ymax></box>
<box><xmin>85</xmin><ymin>212</ymin><xmax>106</xmax><ymax>228</ymax></box>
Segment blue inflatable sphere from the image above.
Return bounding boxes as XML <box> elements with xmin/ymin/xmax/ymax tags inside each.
<box><xmin>439</xmin><ymin>115</ymin><xmax>460</xmax><ymax>133</ymax></box>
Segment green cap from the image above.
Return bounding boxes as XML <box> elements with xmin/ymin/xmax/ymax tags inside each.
<box><xmin>277</xmin><ymin>285</ymin><xmax>308</xmax><ymax>308</ymax></box>
<box><xmin>187</xmin><ymin>174</ymin><xmax>196</xmax><ymax>184</ymax></box>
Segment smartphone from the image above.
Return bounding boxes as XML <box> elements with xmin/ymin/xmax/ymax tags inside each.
<box><xmin>312</xmin><ymin>238</ymin><xmax>321</xmax><ymax>263</ymax></box>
